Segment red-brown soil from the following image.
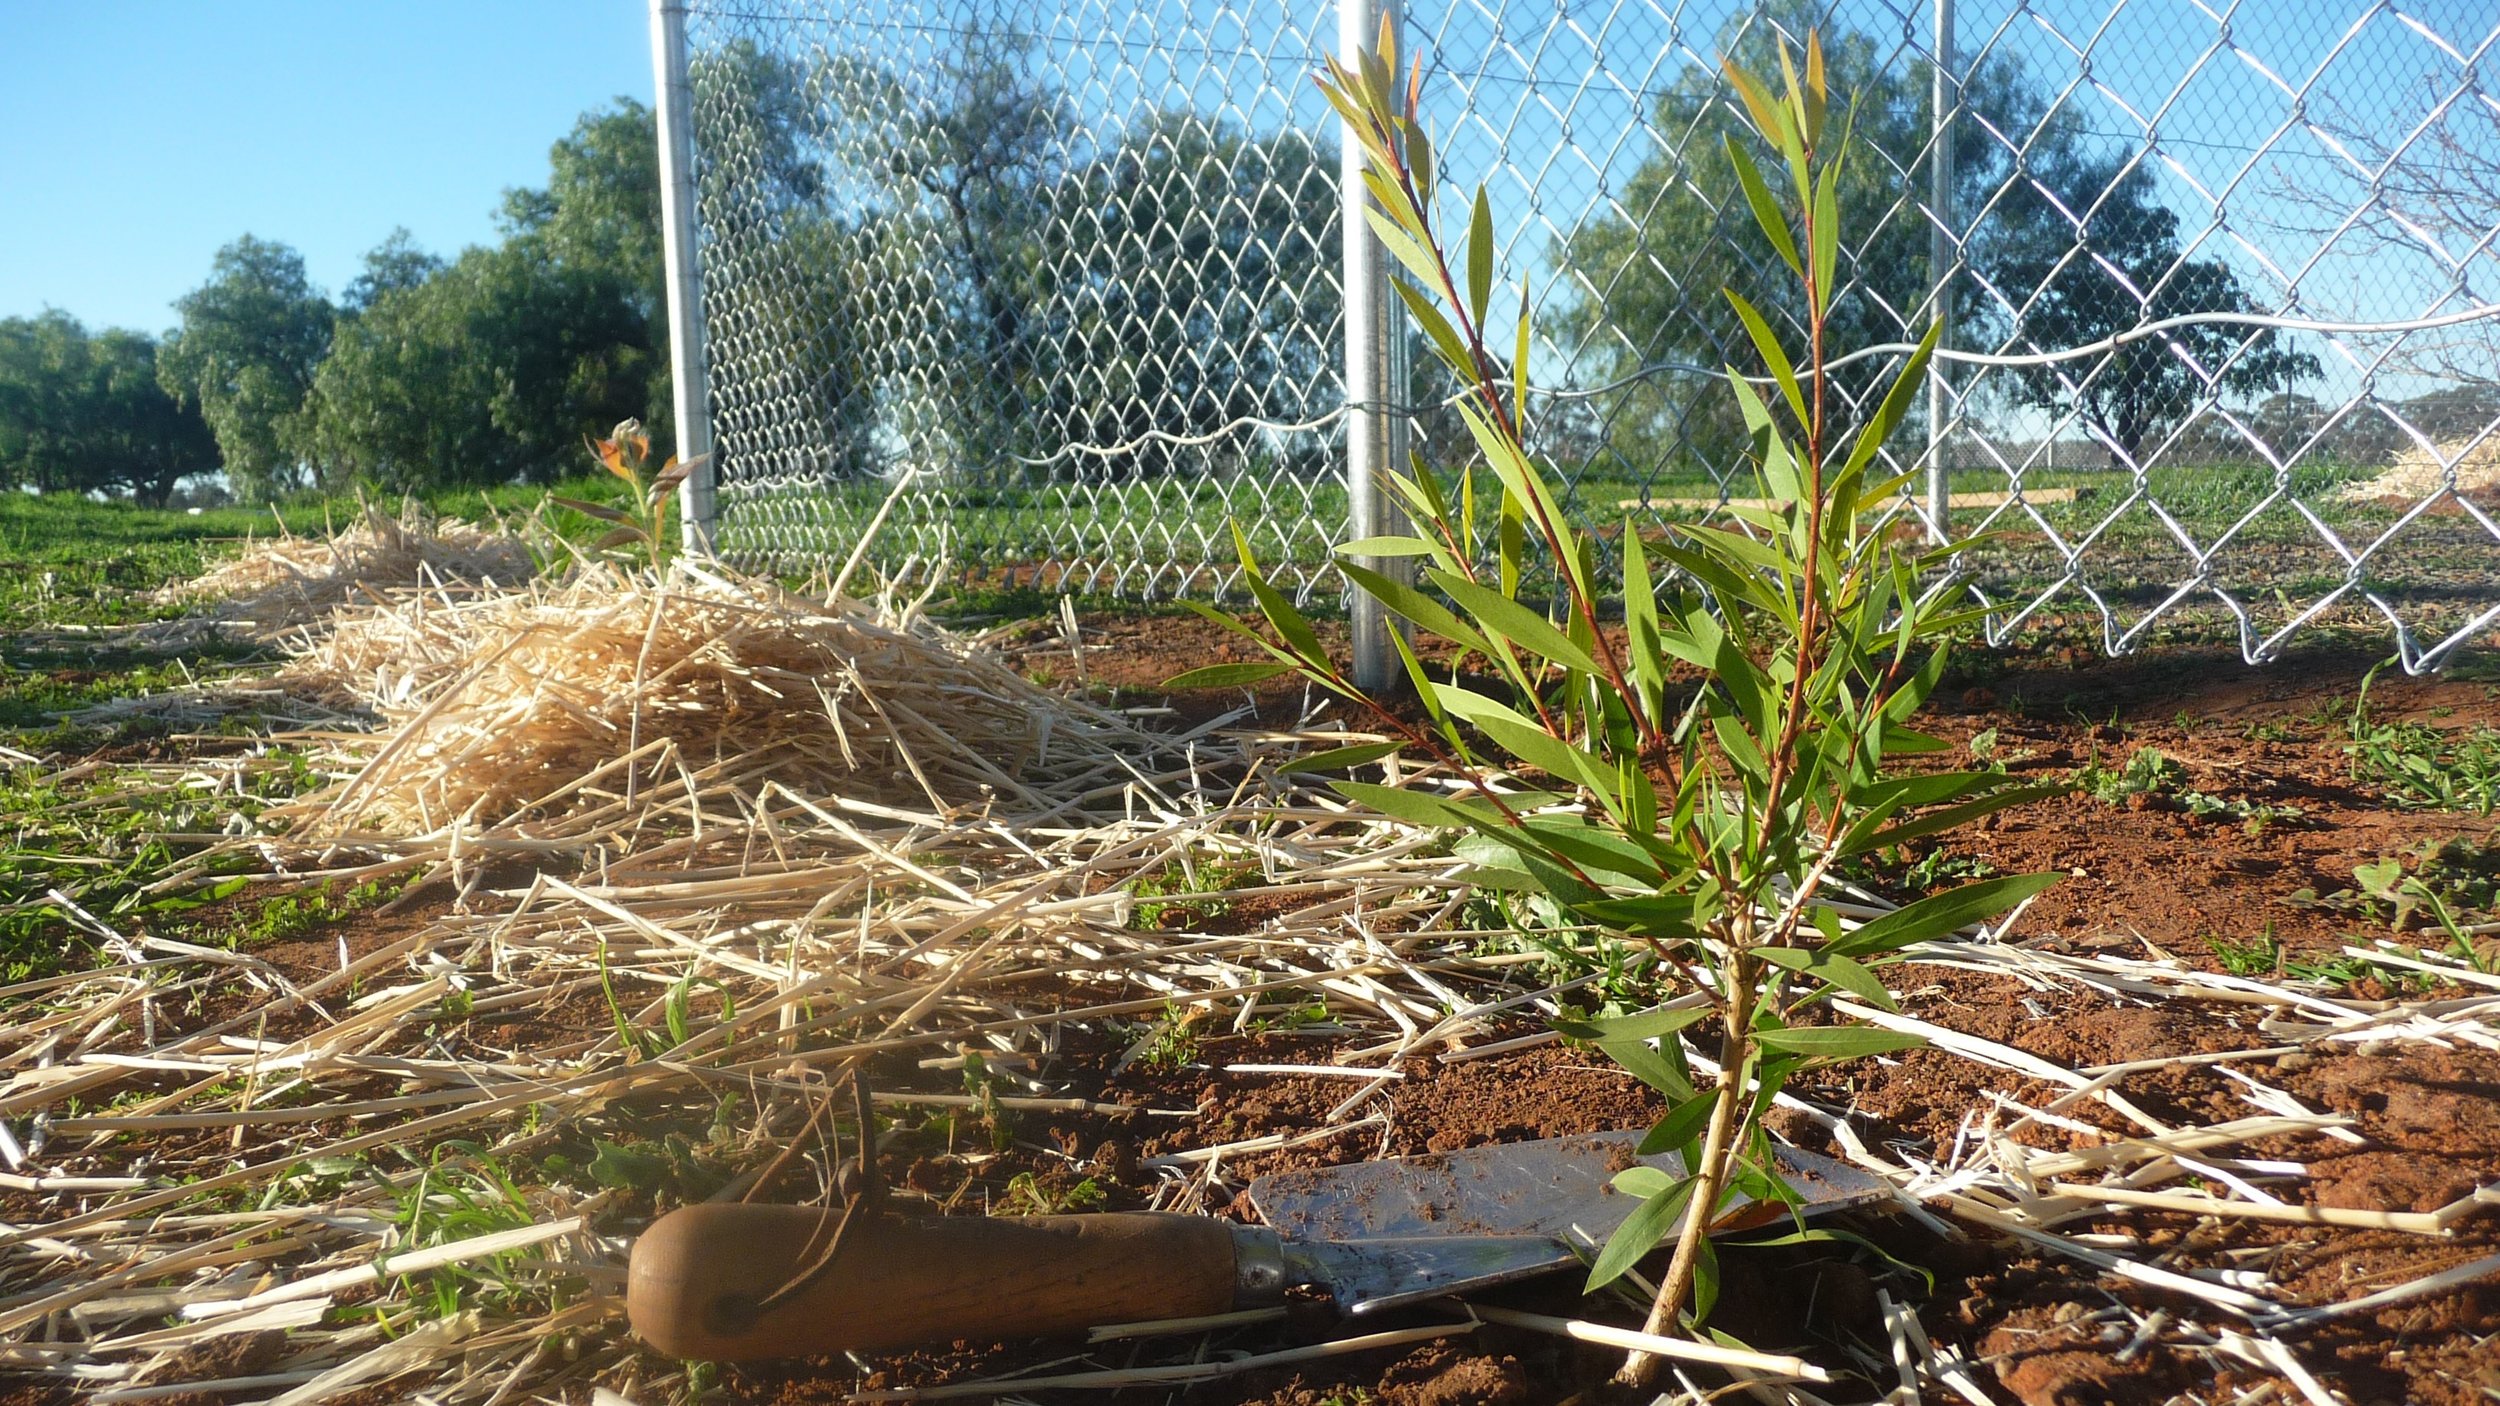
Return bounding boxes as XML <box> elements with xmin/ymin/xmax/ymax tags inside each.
<box><xmin>616</xmin><ymin>620</ymin><xmax>2500</xmax><ymax>1406</ymax></box>
<box><xmin>21</xmin><ymin>615</ymin><xmax>2497</xmax><ymax>1406</ymax></box>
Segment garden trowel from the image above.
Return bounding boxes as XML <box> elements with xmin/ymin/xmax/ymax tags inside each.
<box><xmin>627</xmin><ymin>1131</ymin><xmax>1889</xmax><ymax>1359</ymax></box>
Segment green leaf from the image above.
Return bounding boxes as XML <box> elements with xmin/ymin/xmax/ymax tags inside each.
<box><xmin>1340</xmin><ymin>561</ymin><xmax>1494</xmax><ymax>660</ymax></box>
<box><xmin>1725</xmin><ymin>137</ymin><xmax>1802</xmax><ymax>278</ymax></box>
<box><xmin>1586</xmin><ymin>1173</ymin><xmax>1699</xmax><ymax>1291</ymax></box>
<box><xmin>1553</xmin><ymin>1004</ymin><xmax>1707</xmax><ymax>1044</ymax></box>
<box><xmin>1622</xmin><ymin>523</ymin><xmax>1667</xmax><ymax>724</ymax></box>
<box><xmin>1758</xmin><ymin>945</ymin><xmax>1897</xmax><ymax>1010</ymax></box>
<box><xmin>1613</xmin><ymin>1164</ymin><xmax>1680</xmax><ymax>1199</ymax></box>
<box><xmin>1393</xmin><ymin>276</ymin><xmax>1476</xmax><ymax>379</ymax></box>
<box><xmin>1232</xmin><ymin>522</ymin><xmax>1328</xmax><ymax>665</ymax></box>
<box><xmin>1337</xmin><ymin>535</ymin><xmax>1439</xmax><ymax>557</ymax></box>
<box><xmin>1840</xmin><ymin>319</ymin><xmax>1942</xmax><ymax>486</ymax></box>
<box><xmin>1451</xmin><ymin>831</ymin><xmax>1537</xmax><ymax>889</ymax></box>
<box><xmin>1829</xmin><ymin>872</ymin><xmax>2064</xmax><ymax>957</ymax></box>
<box><xmin>1810</xmin><ymin>153</ymin><xmax>1841</xmax><ymax>314</ymax></box>
<box><xmin>1712</xmin><ymin>711</ymin><xmax>1771</xmax><ymax>785</ymax></box>
<box><xmin>1752</xmin><ymin>1026</ymin><xmax>1923</xmax><ymax>1059</ymax></box>
<box><xmin>588</xmin><ymin>1140</ymin><xmax>669</xmax><ymax>1191</ymax></box>
<box><xmin>1724</xmin><ymin>290</ymin><xmax>1808</xmax><ymax>430</ymax></box>
<box><xmin>1175</xmin><ymin>597</ymin><xmax>1262</xmax><ymax>637</ymax></box>
<box><xmin>1334</xmin><ymin>780</ymin><xmax>1475</xmax><ymax>831</ymax></box>
<box><xmin>1576</xmin><ymin>893</ymin><xmax>1705</xmax><ymax>945</ymax></box>
<box><xmin>1518</xmin><ymin>815</ymin><xmax>1671</xmax><ymax>884</ymax></box>
<box><xmin>1467</xmin><ymin>187</ymin><xmax>1495</xmax><ymax>325</ymax></box>
<box><xmin>1723</xmin><ymin>62</ymin><xmax>1794</xmax><ymax>162</ymax></box>
<box><xmin>550</xmin><ymin>496</ymin><xmax>637</xmax><ymax>528</ymax></box>
<box><xmin>1638</xmin><ymin>1088</ymin><xmax>1719</xmax><ymax>1157</ymax></box>
<box><xmin>1729</xmin><ymin>1225</ymin><xmax>1936</xmax><ymax>1292</ymax></box>
<box><xmin>1434</xmin><ymin>686</ymin><xmax>1607</xmax><ymax>793</ymax></box>
<box><xmin>1598</xmin><ymin>1035</ymin><xmax>1696</xmax><ymax>1101</ymax></box>
<box><xmin>1163</xmin><ymin>661</ymin><xmax>1295</xmax><ymax>690</ymax></box>
<box><xmin>1514</xmin><ymin>278</ymin><xmax>1533</xmax><ymax>430</ymax></box>
<box><xmin>1363</xmin><ymin>206</ymin><xmax>1444</xmax><ymax>293</ymax></box>
<box><xmin>1881</xmin><ymin>724</ymin><xmax>1953</xmax><ymax>755</ymax></box>
<box><xmin>1691</xmin><ymin>1233</ymin><xmax>1722</xmax><ymax>1321</ymax></box>
<box><xmin>1803</xmin><ymin>30</ymin><xmax>1828</xmax><ymax>140</ymax></box>
<box><xmin>1430</xmin><ymin>570</ymin><xmax>1606</xmax><ymax>679</ymax></box>
<box><xmin>1850</xmin><ymin>783</ymin><xmax>2067</xmax><ymax>852</ymax></box>
<box><xmin>1275</xmin><ymin>741</ymin><xmax>1404</xmax><ymax>776</ymax></box>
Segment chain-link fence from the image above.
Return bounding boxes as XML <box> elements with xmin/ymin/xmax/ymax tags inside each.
<box><xmin>662</xmin><ymin>0</ymin><xmax>2500</xmax><ymax>671</ymax></box>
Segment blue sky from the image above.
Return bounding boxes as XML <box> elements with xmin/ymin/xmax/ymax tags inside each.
<box><xmin>0</xmin><ymin>2</ymin><xmax>652</xmax><ymax>333</ymax></box>
<box><xmin>7</xmin><ymin>0</ymin><xmax>2486</xmax><ymax>411</ymax></box>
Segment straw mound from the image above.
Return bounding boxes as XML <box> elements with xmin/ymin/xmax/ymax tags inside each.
<box><xmin>161</xmin><ymin>498</ymin><xmax>535</xmax><ymax>640</ymax></box>
<box><xmin>2332</xmin><ymin>437</ymin><xmax>2500</xmax><ymax>503</ymax></box>
<box><xmin>280</xmin><ymin>560</ymin><xmax>1163</xmax><ymax>843</ymax></box>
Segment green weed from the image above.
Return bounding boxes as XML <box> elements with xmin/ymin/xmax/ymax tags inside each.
<box><xmin>2073</xmin><ymin>746</ymin><xmax>2300</xmax><ymax>832</ymax></box>
<box><xmin>0</xmin><ymin>753</ymin><xmax>324</xmax><ymax>978</ymax></box>
<box><xmin>2075</xmin><ymin>747</ymin><xmax>2185</xmax><ymax>804</ymax></box>
<box><xmin>2345</xmin><ymin>662</ymin><xmax>2500</xmax><ymax>814</ymax></box>
<box><xmin>1127</xmin><ymin>850</ymin><xmax>1258</xmax><ymax>930</ymax></box>
<box><xmin>389</xmin><ymin>1142</ymin><xmax>542</xmax><ymax>1317</ymax></box>
<box><xmin>999</xmin><ymin>1170</ymin><xmax>1107</xmax><ymax>1216</ymax></box>
<box><xmin>1131</xmin><ymin>1003</ymin><xmax>1203</xmax><ymax>1071</ymax></box>
<box><xmin>2206</xmin><ymin>930</ymin><xmax>2282</xmax><ymax>977</ymax></box>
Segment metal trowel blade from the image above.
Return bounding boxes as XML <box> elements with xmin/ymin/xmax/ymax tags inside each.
<box><xmin>1249</xmin><ymin>1131</ymin><xmax>1891</xmax><ymax>1312</ymax></box>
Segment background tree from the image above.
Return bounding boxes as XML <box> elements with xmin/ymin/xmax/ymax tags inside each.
<box><xmin>498</xmin><ymin>100</ymin><xmax>671</xmax><ymax>446</ymax></box>
<box><xmin>2268</xmin><ymin>74</ymin><xmax>2500</xmax><ymax>388</ymax></box>
<box><xmin>342</xmin><ymin>229</ymin><xmax>444</xmax><ymax>314</ymax></box>
<box><xmin>304</xmin><ymin>243</ymin><xmax>655</xmax><ymax>493</ymax></box>
<box><xmin>1554</xmin><ymin>6</ymin><xmax>2041</xmax><ymax>483</ymax></box>
<box><xmin>1986</xmin><ymin>141</ymin><xmax>2320</xmax><ymax>462</ymax></box>
<box><xmin>156</xmin><ymin>236</ymin><xmax>334</xmax><ymax>499</ymax></box>
<box><xmin>837</xmin><ymin>43</ymin><xmax>1341</xmax><ymax>481</ymax></box>
<box><xmin>0</xmin><ymin>312</ymin><xmax>219</xmax><ymax>504</ymax></box>
<box><xmin>1045</xmin><ymin>111</ymin><xmax>1340</xmax><ymax>478</ymax></box>
<box><xmin>301</xmin><ymin>104</ymin><xmax>666</xmax><ymax>491</ymax></box>
<box><xmin>1554</xmin><ymin>4</ymin><xmax>2318</xmax><ymax>481</ymax></box>
<box><xmin>690</xmin><ymin>42</ymin><xmax>880</xmax><ymax>479</ymax></box>
<box><xmin>861</xmin><ymin>34</ymin><xmax>1069</xmax><ymax>472</ymax></box>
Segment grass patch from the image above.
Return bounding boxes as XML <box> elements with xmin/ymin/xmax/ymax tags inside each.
<box><xmin>1126</xmin><ymin>849</ymin><xmax>1261</xmax><ymax>930</ymax></box>
<box><xmin>2346</xmin><ymin>667</ymin><xmax>2500</xmax><ymax>815</ymax></box>
<box><xmin>2075</xmin><ymin>746</ymin><xmax>2302</xmax><ymax>833</ymax></box>
<box><xmin>0</xmin><ymin>752</ymin><xmax>325</xmax><ymax>979</ymax></box>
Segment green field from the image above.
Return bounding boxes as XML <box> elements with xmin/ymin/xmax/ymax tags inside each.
<box><xmin>712</xmin><ymin>455</ymin><xmax>2495</xmax><ymax>659</ymax></box>
<box><xmin>0</xmin><ymin>476</ymin><xmax>644</xmax><ymax>977</ymax></box>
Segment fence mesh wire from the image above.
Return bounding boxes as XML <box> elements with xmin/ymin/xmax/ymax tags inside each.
<box><xmin>678</xmin><ymin>0</ymin><xmax>2500</xmax><ymax>670</ymax></box>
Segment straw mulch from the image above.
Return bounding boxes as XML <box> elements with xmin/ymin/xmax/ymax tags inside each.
<box><xmin>2332</xmin><ymin>436</ymin><xmax>2500</xmax><ymax>503</ymax></box>
<box><xmin>272</xmin><ymin>560</ymin><xmax>1176</xmax><ymax>858</ymax></box>
<box><xmin>154</xmin><ymin>497</ymin><xmax>536</xmax><ymax>642</ymax></box>
<box><xmin>4</xmin><ymin>560</ymin><xmax>2495</xmax><ymax>1404</ymax></box>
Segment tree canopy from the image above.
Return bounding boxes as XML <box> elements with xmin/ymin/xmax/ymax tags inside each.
<box><xmin>0</xmin><ymin>312</ymin><xmax>218</xmax><ymax>504</ymax></box>
<box><xmin>1553</xmin><ymin>4</ymin><xmax>2317</xmax><ymax>478</ymax></box>
<box><xmin>1985</xmin><ymin>141</ymin><xmax>2320</xmax><ymax>460</ymax></box>
<box><xmin>300</xmin><ymin>102</ymin><xmax>668</xmax><ymax>494</ymax></box>
<box><xmin>156</xmin><ymin>235</ymin><xmax>335</xmax><ymax>499</ymax></box>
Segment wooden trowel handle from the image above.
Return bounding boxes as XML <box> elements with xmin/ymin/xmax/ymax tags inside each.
<box><xmin>627</xmin><ymin>1203</ymin><xmax>1249</xmax><ymax>1359</ymax></box>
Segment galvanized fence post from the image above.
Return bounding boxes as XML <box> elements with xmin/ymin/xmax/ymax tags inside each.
<box><xmin>1924</xmin><ymin>0</ymin><xmax>1957</xmax><ymax>543</ymax></box>
<box><xmin>651</xmin><ymin>0</ymin><xmax>718</xmax><ymax>556</ymax></box>
<box><xmin>1341</xmin><ymin>0</ymin><xmax>1411</xmax><ymax>693</ymax></box>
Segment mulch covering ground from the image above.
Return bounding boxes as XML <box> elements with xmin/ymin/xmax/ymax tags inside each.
<box><xmin>2</xmin><ymin>595</ymin><xmax>2495</xmax><ymax>1406</ymax></box>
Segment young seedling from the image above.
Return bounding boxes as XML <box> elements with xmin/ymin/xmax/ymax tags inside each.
<box><xmin>552</xmin><ymin>419</ymin><xmax>697</xmax><ymax>568</ymax></box>
<box><xmin>1178</xmin><ymin>25</ymin><xmax>2057</xmax><ymax>1382</ymax></box>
